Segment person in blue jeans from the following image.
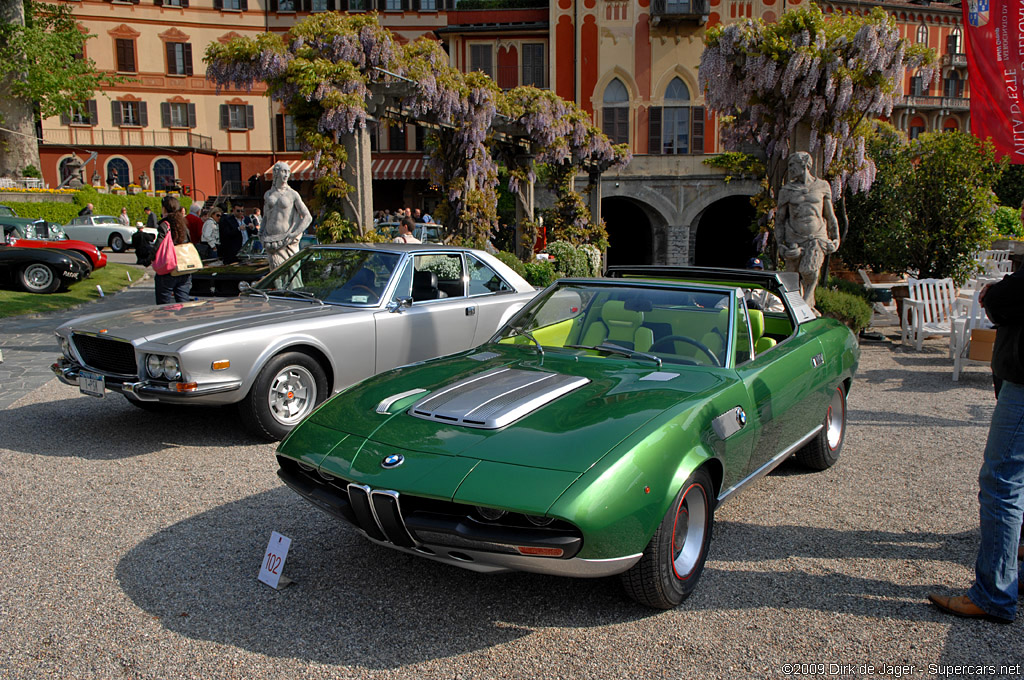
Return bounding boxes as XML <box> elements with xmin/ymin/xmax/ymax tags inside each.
<box><xmin>929</xmin><ymin>266</ymin><xmax>1024</xmax><ymax>623</ymax></box>
<box><xmin>153</xmin><ymin>195</ymin><xmax>193</xmax><ymax>304</ymax></box>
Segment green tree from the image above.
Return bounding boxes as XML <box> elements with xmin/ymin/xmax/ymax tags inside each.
<box><xmin>0</xmin><ymin>1</ymin><xmax>123</xmax><ymax>177</ymax></box>
<box><xmin>842</xmin><ymin>126</ymin><xmax>1003</xmax><ymax>284</ymax></box>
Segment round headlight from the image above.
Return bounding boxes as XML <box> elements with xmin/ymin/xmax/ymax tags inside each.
<box><xmin>146</xmin><ymin>354</ymin><xmax>163</xmax><ymax>378</ymax></box>
<box><xmin>525</xmin><ymin>515</ymin><xmax>554</xmax><ymax>527</ymax></box>
<box><xmin>476</xmin><ymin>506</ymin><xmax>507</xmax><ymax>522</ymax></box>
<box><xmin>61</xmin><ymin>337</ymin><xmax>71</xmax><ymax>358</ymax></box>
<box><xmin>162</xmin><ymin>356</ymin><xmax>181</xmax><ymax>381</ymax></box>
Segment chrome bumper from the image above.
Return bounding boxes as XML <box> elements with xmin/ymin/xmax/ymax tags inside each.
<box><xmin>51</xmin><ymin>358</ymin><xmax>241</xmax><ymax>401</ymax></box>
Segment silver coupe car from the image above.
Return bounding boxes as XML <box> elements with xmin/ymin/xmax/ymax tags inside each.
<box><xmin>51</xmin><ymin>243</ymin><xmax>537</xmax><ymax>440</ymax></box>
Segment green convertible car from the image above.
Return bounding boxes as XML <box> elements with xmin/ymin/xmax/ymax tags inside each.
<box><xmin>276</xmin><ymin>266</ymin><xmax>859</xmax><ymax>608</ymax></box>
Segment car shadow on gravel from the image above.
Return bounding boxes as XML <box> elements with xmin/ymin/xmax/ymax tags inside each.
<box><xmin>115</xmin><ymin>487</ymin><xmax>652</xmax><ymax>669</ymax></box>
<box><xmin>0</xmin><ymin>395</ymin><xmax>263</xmax><ymax>458</ymax></box>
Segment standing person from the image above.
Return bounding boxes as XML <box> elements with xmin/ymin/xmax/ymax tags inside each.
<box><xmin>144</xmin><ymin>206</ymin><xmax>159</xmax><ymax>232</ymax></box>
<box><xmin>200</xmin><ymin>207</ymin><xmax>221</xmax><ymax>259</ymax></box>
<box><xmin>153</xmin><ymin>195</ymin><xmax>192</xmax><ymax>304</ymax></box>
<box><xmin>218</xmin><ymin>205</ymin><xmax>246</xmax><ymax>264</ymax></box>
<box><xmin>245</xmin><ymin>207</ymin><xmax>262</xmax><ymax>239</ymax></box>
<box><xmin>78</xmin><ymin>203</ymin><xmax>94</xmax><ymax>217</ymax></box>
<box><xmin>185</xmin><ymin>203</ymin><xmax>204</xmax><ymax>245</ymax></box>
<box><xmin>131</xmin><ymin>223</ymin><xmax>154</xmax><ymax>266</ymax></box>
<box><xmin>392</xmin><ymin>217</ymin><xmax>421</xmax><ymax>244</ymax></box>
<box><xmin>117</xmin><ymin>206</ymin><xmax>130</xmax><ymax>227</ymax></box>
<box><xmin>928</xmin><ymin>267</ymin><xmax>1024</xmax><ymax>624</ymax></box>
<box><xmin>261</xmin><ymin>162</ymin><xmax>312</xmax><ymax>270</ymax></box>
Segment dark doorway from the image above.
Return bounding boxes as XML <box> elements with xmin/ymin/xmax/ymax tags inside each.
<box><xmin>694</xmin><ymin>195</ymin><xmax>757</xmax><ymax>268</ymax></box>
<box><xmin>604</xmin><ymin>197</ymin><xmax>653</xmax><ymax>266</ymax></box>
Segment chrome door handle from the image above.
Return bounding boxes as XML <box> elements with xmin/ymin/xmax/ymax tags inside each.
<box><xmin>465</xmin><ymin>306</ymin><xmax>477</xmax><ymax>316</ymax></box>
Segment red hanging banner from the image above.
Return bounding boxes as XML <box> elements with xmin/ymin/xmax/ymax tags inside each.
<box><xmin>964</xmin><ymin>0</ymin><xmax>1024</xmax><ymax>162</ymax></box>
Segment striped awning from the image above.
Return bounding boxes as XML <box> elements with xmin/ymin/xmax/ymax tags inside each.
<box><xmin>262</xmin><ymin>159</ymin><xmax>317</xmax><ymax>181</ymax></box>
<box><xmin>372</xmin><ymin>157</ymin><xmax>428</xmax><ymax>181</ymax></box>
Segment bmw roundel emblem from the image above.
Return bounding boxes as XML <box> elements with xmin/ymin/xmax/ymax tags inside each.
<box><xmin>735</xmin><ymin>408</ymin><xmax>747</xmax><ymax>427</ymax></box>
<box><xmin>381</xmin><ymin>453</ymin><xmax>404</xmax><ymax>469</ymax></box>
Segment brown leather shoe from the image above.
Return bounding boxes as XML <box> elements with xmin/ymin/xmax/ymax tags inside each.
<box><xmin>928</xmin><ymin>593</ymin><xmax>1013</xmax><ymax>624</ymax></box>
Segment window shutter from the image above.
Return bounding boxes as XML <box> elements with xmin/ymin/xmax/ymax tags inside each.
<box><xmin>187</xmin><ymin>103</ymin><xmax>196</xmax><ymax>128</ymax></box>
<box><xmin>239</xmin><ymin>0</ymin><xmax>248</xmax><ymax>10</ymax></box>
<box><xmin>155</xmin><ymin>0</ymin><xmax>163</xmax><ymax>5</ymax></box>
<box><xmin>184</xmin><ymin>43</ymin><xmax>193</xmax><ymax>75</ymax></box>
<box><xmin>87</xmin><ymin>100</ymin><xmax>98</xmax><ymax>126</ymax></box>
<box><xmin>276</xmin><ymin>114</ymin><xmax>285</xmax><ymax>151</ymax></box>
<box><xmin>270</xmin><ymin>0</ymin><xmax>277</xmax><ymax>9</ymax></box>
<box><xmin>648</xmin><ymin>106</ymin><xmax>661</xmax><ymax>154</ymax></box>
<box><xmin>112</xmin><ymin>100</ymin><xmax>123</xmax><ymax>126</ymax></box>
<box><xmin>213</xmin><ymin>0</ymin><xmax>222</xmax><ymax>8</ymax></box>
<box><xmin>165</xmin><ymin>42</ymin><xmax>174</xmax><ymax>74</ymax></box>
<box><xmin>246</xmin><ymin>105</ymin><xmax>255</xmax><ymax>130</ymax></box>
<box><xmin>161</xmin><ymin>102</ymin><xmax>171</xmax><ymax>127</ymax></box>
<box><xmin>139</xmin><ymin>102</ymin><xmax>149</xmax><ymax>127</ymax></box>
<box><xmin>61</xmin><ymin>112</ymin><xmax>71</xmax><ymax>126</ymax></box>
<box><xmin>325</xmin><ymin>0</ymin><xmax>335</xmax><ymax>8</ymax></box>
<box><xmin>220</xmin><ymin>104</ymin><xmax>229</xmax><ymax>129</ymax></box>
<box><xmin>300</xmin><ymin>0</ymin><xmax>311</xmax><ymax>10</ymax></box>
<box><xmin>181</xmin><ymin>0</ymin><xmax>189</xmax><ymax>6</ymax></box>
<box><xmin>691</xmin><ymin>106</ymin><xmax>705</xmax><ymax>154</ymax></box>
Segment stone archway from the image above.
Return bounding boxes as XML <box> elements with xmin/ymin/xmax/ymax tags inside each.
<box><xmin>693</xmin><ymin>195</ymin><xmax>757</xmax><ymax>268</ymax></box>
<box><xmin>603</xmin><ymin>196</ymin><xmax>655</xmax><ymax>266</ymax></box>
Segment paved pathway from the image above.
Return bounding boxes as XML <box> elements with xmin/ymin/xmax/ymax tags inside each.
<box><xmin>0</xmin><ymin>275</ymin><xmax>155</xmax><ymax>410</ymax></box>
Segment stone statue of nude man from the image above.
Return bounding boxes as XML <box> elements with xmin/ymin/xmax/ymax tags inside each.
<box><xmin>775</xmin><ymin>151</ymin><xmax>840</xmax><ymax>308</ymax></box>
<box><xmin>262</xmin><ymin>162</ymin><xmax>313</xmax><ymax>270</ymax></box>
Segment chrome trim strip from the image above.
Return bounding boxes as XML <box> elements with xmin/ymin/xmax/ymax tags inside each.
<box><xmin>358</xmin><ymin>536</ymin><xmax>644</xmax><ymax>577</ymax></box>
<box><xmin>717</xmin><ymin>425</ymin><xmax>823</xmax><ymax>505</ymax></box>
<box><xmin>375</xmin><ymin>388</ymin><xmax>428</xmax><ymax>414</ymax></box>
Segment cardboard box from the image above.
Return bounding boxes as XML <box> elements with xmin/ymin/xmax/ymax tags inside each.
<box><xmin>969</xmin><ymin>328</ymin><xmax>997</xmax><ymax>362</ymax></box>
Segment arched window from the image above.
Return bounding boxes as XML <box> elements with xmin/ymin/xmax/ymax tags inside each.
<box><xmin>944</xmin><ymin>71</ymin><xmax>962</xmax><ymax>98</ymax></box>
<box><xmin>153</xmin><ymin>158</ymin><xmax>176</xmax><ymax>191</ymax></box>
<box><xmin>106</xmin><ymin>158</ymin><xmax>130</xmax><ymax>187</ymax></box>
<box><xmin>909</xmin><ymin>116</ymin><xmax>926</xmax><ymax>140</ymax></box>
<box><xmin>59</xmin><ymin>157</ymin><xmax>79</xmax><ymax>184</ymax></box>
<box><xmin>602</xmin><ymin>79</ymin><xmax>629</xmax><ymax>146</ymax></box>
<box><xmin>947</xmin><ymin>27</ymin><xmax>962</xmax><ymax>54</ymax></box>
<box><xmin>917</xmin><ymin>24</ymin><xmax>929</xmax><ymax>46</ymax></box>
<box><xmin>650</xmin><ymin>77</ymin><xmax>704</xmax><ymax>155</ymax></box>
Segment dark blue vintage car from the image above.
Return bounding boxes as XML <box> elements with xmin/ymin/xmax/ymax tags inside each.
<box><xmin>0</xmin><ymin>244</ymin><xmax>89</xmax><ymax>293</ymax></box>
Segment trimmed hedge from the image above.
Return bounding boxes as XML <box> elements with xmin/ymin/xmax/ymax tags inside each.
<box><xmin>4</xmin><ymin>187</ymin><xmax>191</xmax><ymax>226</ymax></box>
<box><xmin>815</xmin><ymin>286</ymin><xmax>873</xmax><ymax>333</ymax></box>
<box><xmin>495</xmin><ymin>251</ymin><xmax>528</xmax><ymax>279</ymax></box>
<box><xmin>522</xmin><ymin>260</ymin><xmax>556</xmax><ymax>288</ymax></box>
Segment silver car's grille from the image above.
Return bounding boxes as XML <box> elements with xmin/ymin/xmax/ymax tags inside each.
<box><xmin>71</xmin><ymin>333</ymin><xmax>137</xmax><ymax>376</ymax></box>
<box><xmin>409</xmin><ymin>368</ymin><xmax>589</xmax><ymax>429</ymax></box>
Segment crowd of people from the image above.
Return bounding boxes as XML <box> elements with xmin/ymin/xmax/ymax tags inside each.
<box><xmin>373</xmin><ymin>207</ymin><xmax>434</xmax><ymax>226</ymax></box>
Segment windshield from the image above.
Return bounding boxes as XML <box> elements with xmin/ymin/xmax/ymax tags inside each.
<box><xmin>93</xmin><ymin>216</ymin><xmax>121</xmax><ymax>225</ymax></box>
<box><xmin>254</xmin><ymin>247</ymin><xmax>401</xmax><ymax>305</ymax></box>
<box><xmin>494</xmin><ymin>283</ymin><xmax>735</xmax><ymax>367</ymax></box>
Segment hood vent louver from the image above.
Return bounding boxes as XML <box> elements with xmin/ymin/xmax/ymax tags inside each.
<box><xmin>408</xmin><ymin>368</ymin><xmax>589</xmax><ymax>430</ymax></box>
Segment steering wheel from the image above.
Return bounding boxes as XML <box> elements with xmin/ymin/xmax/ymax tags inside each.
<box><xmin>649</xmin><ymin>335</ymin><xmax>722</xmax><ymax>367</ymax></box>
<box><xmin>349</xmin><ymin>285</ymin><xmax>379</xmax><ymax>302</ymax></box>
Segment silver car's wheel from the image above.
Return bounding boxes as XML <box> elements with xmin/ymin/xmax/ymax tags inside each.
<box><xmin>621</xmin><ymin>467</ymin><xmax>715</xmax><ymax>609</ymax></box>
<box><xmin>109</xmin><ymin>233</ymin><xmax>127</xmax><ymax>253</ymax></box>
<box><xmin>19</xmin><ymin>263</ymin><xmax>60</xmax><ymax>294</ymax></box>
<box><xmin>795</xmin><ymin>383</ymin><xmax>847</xmax><ymax>471</ymax></box>
<box><xmin>240</xmin><ymin>351</ymin><xmax>328</xmax><ymax>441</ymax></box>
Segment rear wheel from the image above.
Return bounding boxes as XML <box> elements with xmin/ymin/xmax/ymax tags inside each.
<box><xmin>19</xmin><ymin>263</ymin><xmax>60</xmax><ymax>294</ymax></box>
<box><xmin>239</xmin><ymin>351</ymin><xmax>328</xmax><ymax>441</ymax></box>
<box><xmin>794</xmin><ymin>383</ymin><xmax>847</xmax><ymax>470</ymax></box>
<box><xmin>109</xmin><ymin>233</ymin><xmax>127</xmax><ymax>253</ymax></box>
<box><xmin>621</xmin><ymin>468</ymin><xmax>715</xmax><ymax>609</ymax></box>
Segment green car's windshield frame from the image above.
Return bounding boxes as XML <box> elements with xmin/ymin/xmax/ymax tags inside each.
<box><xmin>492</xmin><ymin>281</ymin><xmax>748</xmax><ymax>368</ymax></box>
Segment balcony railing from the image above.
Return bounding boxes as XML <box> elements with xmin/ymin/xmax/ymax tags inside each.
<box><xmin>41</xmin><ymin>128</ymin><xmax>214</xmax><ymax>151</ymax></box>
<box><xmin>943</xmin><ymin>53</ymin><xmax>968</xmax><ymax>68</ymax></box>
<box><xmin>651</xmin><ymin>0</ymin><xmax>709</xmax><ymax>23</ymax></box>
<box><xmin>901</xmin><ymin>95</ymin><xmax>969</xmax><ymax>111</ymax></box>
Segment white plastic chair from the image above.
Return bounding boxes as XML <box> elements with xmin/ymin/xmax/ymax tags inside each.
<box><xmin>900</xmin><ymin>277</ymin><xmax>958</xmax><ymax>351</ymax></box>
<box><xmin>951</xmin><ymin>289</ymin><xmax>994</xmax><ymax>380</ymax></box>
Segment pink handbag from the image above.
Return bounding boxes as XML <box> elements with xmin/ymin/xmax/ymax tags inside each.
<box><xmin>153</xmin><ymin>232</ymin><xmax>177</xmax><ymax>275</ymax></box>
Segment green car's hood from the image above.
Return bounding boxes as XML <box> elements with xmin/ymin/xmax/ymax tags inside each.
<box><xmin>302</xmin><ymin>345</ymin><xmax>727</xmax><ymax>474</ymax></box>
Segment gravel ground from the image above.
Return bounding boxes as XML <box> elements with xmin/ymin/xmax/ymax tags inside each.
<box><xmin>0</xmin><ymin>331</ymin><xmax>1020</xmax><ymax>680</ymax></box>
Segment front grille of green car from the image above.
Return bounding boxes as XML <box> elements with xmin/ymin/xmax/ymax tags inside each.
<box><xmin>277</xmin><ymin>456</ymin><xmax>583</xmax><ymax>559</ymax></box>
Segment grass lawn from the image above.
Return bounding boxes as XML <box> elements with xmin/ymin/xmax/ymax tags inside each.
<box><xmin>0</xmin><ymin>263</ymin><xmax>144</xmax><ymax>318</ymax></box>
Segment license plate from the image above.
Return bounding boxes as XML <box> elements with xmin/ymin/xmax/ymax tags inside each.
<box><xmin>79</xmin><ymin>370</ymin><xmax>105</xmax><ymax>398</ymax></box>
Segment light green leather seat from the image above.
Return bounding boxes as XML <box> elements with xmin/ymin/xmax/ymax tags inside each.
<box><xmin>581</xmin><ymin>301</ymin><xmax>654</xmax><ymax>352</ymax></box>
<box><xmin>748</xmin><ymin>309</ymin><xmax>776</xmax><ymax>355</ymax></box>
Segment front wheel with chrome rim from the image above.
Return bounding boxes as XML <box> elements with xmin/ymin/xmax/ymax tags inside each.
<box><xmin>239</xmin><ymin>351</ymin><xmax>328</xmax><ymax>441</ymax></box>
<box><xmin>621</xmin><ymin>467</ymin><xmax>715</xmax><ymax>609</ymax></box>
<box><xmin>794</xmin><ymin>382</ymin><xmax>847</xmax><ymax>471</ymax></box>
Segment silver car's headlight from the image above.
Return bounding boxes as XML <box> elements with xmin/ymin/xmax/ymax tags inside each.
<box><xmin>146</xmin><ymin>354</ymin><xmax>163</xmax><ymax>379</ymax></box>
<box><xmin>59</xmin><ymin>336</ymin><xmax>71</xmax><ymax>359</ymax></box>
<box><xmin>161</xmin><ymin>356</ymin><xmax>181</xmax><ymax>381</ymax></box>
